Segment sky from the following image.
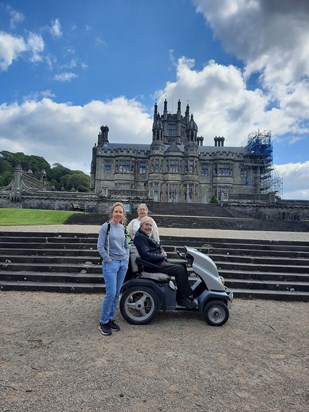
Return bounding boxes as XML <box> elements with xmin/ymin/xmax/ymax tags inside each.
<box><xmin>0</xmin><ymin>0</ymin><xmax>308</xmax><ymax>200</ymax></box>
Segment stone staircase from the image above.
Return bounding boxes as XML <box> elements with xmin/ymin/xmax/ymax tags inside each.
<box><xmin>64</xmin><ymin>203</ymin><xmax>309</xmax><ymax>232</ymax></box>
<box><xmin>0</xmin><ymin>231</ymin><xmax>308</xmax><ymax>301</ymax></box>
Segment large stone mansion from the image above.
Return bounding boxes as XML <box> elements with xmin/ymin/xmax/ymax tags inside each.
<box><xmin>90</xmin><ymin>99</ymin><xmax>274</xmax><ymax>203</ymax></box>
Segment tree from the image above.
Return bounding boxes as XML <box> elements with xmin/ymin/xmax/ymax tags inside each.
<box><xmin>0</xmin><ymin>151</ymin><xmax>90</xmax><ymax>192</ymax></box>
<box><xmin>210</xmin><ymin>195</ymin><xmax>218</xmax><ymax>204</ymax></box>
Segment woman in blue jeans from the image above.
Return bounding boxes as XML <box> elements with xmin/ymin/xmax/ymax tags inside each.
<box><xmin>97</xmin><ymin>202</ymin><xmax>129</xmax><ymax>336</ymax></box>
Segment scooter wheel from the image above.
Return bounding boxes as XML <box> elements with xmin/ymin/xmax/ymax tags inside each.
<box><xmin>203</xmin><ymin>300</ymin><xmax>229</xmax><ymax>326</ymax></box>
<box><xmin>120</xmin><ymin>286</ymin><xmax>159</xmax><ymax>325</ymax></box>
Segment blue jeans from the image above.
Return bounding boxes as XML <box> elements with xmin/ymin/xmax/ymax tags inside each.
<box><xmin>100</xmin><ymin>258</ymin><xmax>128</xmax><ymax>324</ymax></box>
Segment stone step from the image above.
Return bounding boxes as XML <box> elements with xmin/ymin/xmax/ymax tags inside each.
<box><xmin>2</xmin><ymin>245</ymin><xmax>309</xmax><ymax>263</ymax></box>
<box><xmin>0</xmin><ymin>280</ymin><xmax>105</xmax><ymax>293</ymax></box>
<box><xmin>1</xmin><ymin>255</ymin><xmax>101</xmax><ymax>265</ymax></box>
<box><xmin>0</xmin><ymin>262</ymin><xmax>101</xmax><ymax>273</ymax></box>
<box><xmin>0</xmin><ymin>248</ymin><xmax>100</xmax><ymax>257</ymax></box>
<box><xmin>161</xmin><ymin>236</ymin><xmax>309</xmax><ymax>249</ymax></box>
<box><xmin>215</xmin><ymin>260</ymin><xmax>309</xmax><ymax>274</ymax></box>
<box><xmin>0</xmin><ymin>242</ymin><xmax>97</xmax><ymax>250</ymax></box>
<box><xmin>2</xmin><ymin>252</ymin><xmax>308</xmax><ymax>268</ymax></box>
<box><xmin>1</xmin><ymin>280</ymin><xmax>308</xmax><ymax>302</ymax></box>
<box><xmin>225</xmin><ymin>278</ymin><xmax>309</xmax><ymax>292</ymax></box>
<box><xmin>219</xmin><ymin>269</ymin><xmax>309</xmax><ymax>282</ymax></box>
<box><xmin>2</xmin><ymin>247</ymin><xmax>309</xmax><ymax>262</ymax></box>
<box><xmin>209</xmin><ymin>254</ymin><xmax>309</xmax><ymax>266</ymax></box>
<box><xmin>230</xmin><ymin>288</ymin><xmax>309</xmax><ymax>301</ymax></box>
<box><xmin>1</xmin><ymin>258</ymin><xmax>308</xmax><ymax>277</ymax></box>
<box><xmin>1</xmin><ymin>230</ymin><xmax>308</xmax><ymax>301</ymax></box>
<box><xmin>0</xmin><ymin>270</ymin><xmax>102</xmax><ymax>283</ymax></box>
<box><xmin>2</xmin><ymin>232</ymin><xmax>309</xmax><ymax>248</ymax></box>
<box><xmin>210</xmin><ymin>248</ymin><xmax>309</xmax><ymax>258</ymax></box>
<box><xmin>2</xmin><ymin>269</ymin><xmax>307</xmax><ymax>287</ymax></box>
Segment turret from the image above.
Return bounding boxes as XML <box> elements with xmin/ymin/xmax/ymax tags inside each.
<box><xmin>177</xmin><ymin>99</ymin><xmax>181</xmax><ymax>120</ymax></box>
<box><xmin>152</xmin><ymin>113</ymin><xmax>163</xmax><ymax>142</ymax></box>
<box><xmin>153</xmin><ymin>101</ymin><xmax>158</xmax><ymax>119</ymax></box>
<box><xmin>163</xmin><ymin>99</ymin><xmax>168</xmax><ymax>120</ymax></box>
<box><xmin>187</xmin><ymin>114</ymin><xmax>198</xmax><ymax>142</ymax></box>
<box><xmin>98</xmin><ymin>125</ymin><xmax>109</xmax><ymax>147</ymax></box>
<box><xmin>185</xmin><ymin>103</ymin><xmax>190</xmax><ymax>121</ymax></box>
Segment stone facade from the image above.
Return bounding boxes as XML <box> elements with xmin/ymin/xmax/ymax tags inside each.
<box><xmin>90</xmin><ymin>99</ymin><xmax>274</xmax><ymax>203</ymax></box>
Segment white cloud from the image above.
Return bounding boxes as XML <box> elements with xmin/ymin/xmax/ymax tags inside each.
<box><xmin>8</xmin><ymin>7</ymin><xmax>24</xmax><ymax>29</ymax></box>
<box><xmin>192</xmin><ymin>0</ymin><xmax>309</xmax><ymax>137</ymax></box>
<box><xmin>50</xmin><ymin>18</ymin><xmax>62</xmax><ymax>38</ymax></box>
<box><xmin>0</xmin><ymin>31</ymin><xmax>26</xmax><ymax>70</ymax></box>
<box><xmin>0</xmin><ymin>31</ymin><xmax>44</xmax><ymax>70</ymax></box>
<box><xmin>0</xmin><ymin>97</ymin><xmax>152</xmax><ymax>172</ymax></box>
<box><xmin>53</xmin><ymin>72</ymin><xmax>78</xmax><ymax>82</ymax></box>
<box><xmin>154</xmin><ymin>57</ymin><xmax>295</xmax><ymax>146</ymax></box>
<box><xmin>26</xmin><ymin>32</ymin><xmax>45</xmax><ymax>63</ymax></box>
<box><xmin>95</xmin><ymin>36</ymin><xmax>106</xmax><ymax>47</ymax></box>
<box><xmin>274</xmin><ymin>161</ymin><xmax>309</xmax><ymax>200</ymax></box>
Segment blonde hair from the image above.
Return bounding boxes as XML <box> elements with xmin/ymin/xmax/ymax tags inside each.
<box><xmin>137</xmin><ymin>203</ymin><xmax>148</xmax><ymax>212</ymax></box>
<box><xmin>109</xmin><ymin>202</ymin><xmax>126</xmax><ymax>224</ymax></box>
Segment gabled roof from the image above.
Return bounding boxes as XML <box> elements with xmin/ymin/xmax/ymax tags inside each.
<box><xmin>164</xmin><ymin>142</ymin><xmax>184</xmax><ymax>154</ymax></box>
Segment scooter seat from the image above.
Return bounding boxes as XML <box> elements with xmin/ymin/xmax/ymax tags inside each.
<box><xmin>138</xmin><ymin>272</ymin><xmax>170</xmax><ymax>282</ymax></box>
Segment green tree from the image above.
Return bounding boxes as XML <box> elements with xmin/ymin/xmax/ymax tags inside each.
<box><xmin>0</xmin><ymin>152</ymin><xmax>90</xmax><ymax>192</ymax></box>
<box><xmin>210</xmin><ymin>195</ymin><xmax>218</xmax><ymax>204</ymax></box>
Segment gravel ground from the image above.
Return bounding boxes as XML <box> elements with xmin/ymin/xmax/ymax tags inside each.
<box><xmin>0</xmin><ymin>291</ymin><xmax>308</xmax><ymax>412</ymax></box>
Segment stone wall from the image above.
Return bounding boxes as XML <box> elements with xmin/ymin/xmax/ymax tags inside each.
<box><xmin>1</xmin><ymin>189</ymin><xmax>308</xmax><ymax>224</ymax></box>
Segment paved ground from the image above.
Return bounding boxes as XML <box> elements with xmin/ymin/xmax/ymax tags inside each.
<box><xmin>1</xmin><ymin>224</ymin><xmax>309</xmax><ymax>241</ymax></box>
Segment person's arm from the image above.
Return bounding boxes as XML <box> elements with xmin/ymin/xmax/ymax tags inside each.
<box><xmin>134</xmin><ymin>234</ymin><xmax>165</xmax><ymax>264</ymax></box>
<box><xmin>126</xmin><ymin>219</ymin><xmax>134</xmax><ymax>240</ymax></box>
<box><xmin>124</xmin><ymin>226</ymin><xmax>129</xmax><ymax>259</ymax></box>
<box><xmin>97</xmin><ymin>224</ymin><xmax>110</xmax><ymax>262</ymax></box>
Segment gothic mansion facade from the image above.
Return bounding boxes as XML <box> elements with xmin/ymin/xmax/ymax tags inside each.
<box><xmin>90</xmin><ymin>100</ymin><xmax>273</xmax><ymax>203</ymax></box>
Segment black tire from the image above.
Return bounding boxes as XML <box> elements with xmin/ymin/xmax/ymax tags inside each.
<box><xmin>120</xmin><ymin>286</ymin><xmax>159</xmax><ymax>325</ymax></box>
<box><xmin>203</xmin><ymin>300</ymin><xmax>229</xmax><ymax>326</ymax></box>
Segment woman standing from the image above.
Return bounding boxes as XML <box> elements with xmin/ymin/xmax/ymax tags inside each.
<box><xmin>97</xmin><ymin>202</ymin><xmax>129</xmax><ymax>336</ymax></box>
<box><xmin>127</xmin><ymin>203</ymin><xmax>160</xmax><ymax>242</ymax></box>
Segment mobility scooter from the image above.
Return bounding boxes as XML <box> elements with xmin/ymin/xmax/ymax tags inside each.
<box><xmin>119</xmin><ymin>245</ymin><xmax>233</xmax><ymax>326</ymax></box>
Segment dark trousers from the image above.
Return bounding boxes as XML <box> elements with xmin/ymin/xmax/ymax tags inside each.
<box><xmin>159</xmin><ymin>262</ymin><xmax>193</xmax><ymax>300</ymax></box>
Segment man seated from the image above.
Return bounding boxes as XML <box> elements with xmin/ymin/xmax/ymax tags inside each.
<box><xmin>133</xmin><ymin>216</ymin><xmax>197</xmax><ymax>309</ymax></box>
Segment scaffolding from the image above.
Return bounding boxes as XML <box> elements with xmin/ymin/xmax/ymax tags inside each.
<box><xmin>245</xmin><ymin>130</ymin><xmax>277</xmax><ymax>194</ymax></box>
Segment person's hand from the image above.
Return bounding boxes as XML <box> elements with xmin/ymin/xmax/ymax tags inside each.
<box><xmin>107</xmin><ymin>258</ymin><xmax>112</xmax><ymax>263</ymax></box>
<box><xmin>162</xmin><ymin>250</ymin><xmax>167</xmax><ymax>257</ymax></box>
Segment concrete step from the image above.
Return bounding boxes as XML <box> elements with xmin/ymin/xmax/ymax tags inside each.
<box><xmin>219</xmin><ymin>269</ymin><xmax>309</xmax><ymax>282</ymax></box>
<box><xmin>215</xmin><ymin>260</ymin><xmax>309</xmax><ymax>274</ymax></box>
<box><xmin>1</xmin><ymin>280</ymin><xmax>308</xmax><ymax>302</ymax></box>
<box><xmin>1</xmin><ymin>230</ymin><xmax>308</xmax><ymax>301</ymax></box>
<box><xmin>0</xmin><ymin>280</ymin><xmax>105</xmax><ymax>293</ymax></box>
<box><xmin>210</xmin><ymin>248</ymin><xmax>309</xmax><ymax>258</ymax></box>
<box><xmin>0</xmin><ymin>262</ymin><xmax>101</xmax><ymax>273</ymax></box>
<box><xmin>1</xmin><ymin>255</ymin><xmax>101</xmax><ymax>265</ymax></box>
<box><xmin>230</xmin><ymin>288</ymin><xmax>309</xmax><ymax>301</ymax></box>
<box><xmin>0</xmin><ymin>270</ymin><xmax>102</xmax><ymax>283</ymax></box>
<box><xmin>209</xmin><ymin>254</ymin><xmax>309</xmax><ymax>266</ymax></box>
<box><xmin>0</xmin><ymin>242</ymin><xmax>97</xmax><ymax>250</ymax></box>
<box><xmin>0</xmin><ymin>248</ymin><xmax>100</xmax><ymax>257</ymax></box>
<box><xmin>225</xmin><ymin>278</ymin><xmax>309</xmax><ymax>292</ymax></box>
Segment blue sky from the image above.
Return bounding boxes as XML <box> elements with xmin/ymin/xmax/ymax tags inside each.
<box><xmin>0</xmin><ymin>0</ymin><xmax>309</xmax><ymax>199</ymax></box>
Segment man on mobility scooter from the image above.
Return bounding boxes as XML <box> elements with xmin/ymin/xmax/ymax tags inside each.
<box><xmin>133</xmin><ymin>216</ymin><xmax>196</xmax><ymax>309</ymax></box>
<box><xmin>120</xmin><ymin>216</ymin><xmax>233</xmax><ymax>326</ymax></box>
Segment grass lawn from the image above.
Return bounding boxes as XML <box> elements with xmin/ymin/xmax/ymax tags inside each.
<box><xmin>0</xmin><ymin>208</ymin><xmax>81</xmax><ymax>226</ymax></box>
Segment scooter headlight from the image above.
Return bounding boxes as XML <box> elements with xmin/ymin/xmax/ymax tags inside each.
<box><xmin>220</xmin><ymin>276</ymin><xmax>225</xmax><ymax>286</ymax></box>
